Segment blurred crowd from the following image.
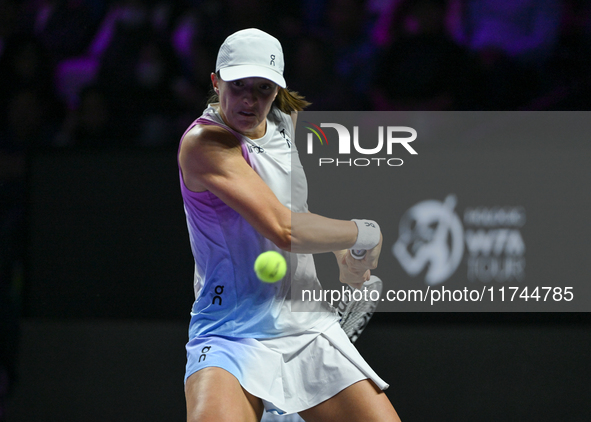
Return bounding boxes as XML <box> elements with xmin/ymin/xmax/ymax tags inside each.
<box><xmin>0</xmin><ymin>0</ymin><xmax>590</xmax><ymax>151</ymax></box>
<box><xmin>0</xmin><ymin>0</ymin><xmax>591</xmax><ymax>419</ymax></box>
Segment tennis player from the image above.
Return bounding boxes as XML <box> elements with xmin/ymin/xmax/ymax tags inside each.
<box><xmin>178</xmin><ymin>28</ymin><xmax>401</xmax><ymax>422</ymax></box>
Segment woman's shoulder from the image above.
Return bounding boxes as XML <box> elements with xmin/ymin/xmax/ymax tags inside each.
<box><xmin>183</xmin><ymin>123</ymin><xmax>240</xmax><ymax>152</ymax></box>
<box><xmin>182</xmin><ymin>104</ymin><xmax>240</xmax><ymax>149</ymax></box>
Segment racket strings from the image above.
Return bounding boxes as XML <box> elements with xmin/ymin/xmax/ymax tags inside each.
<box><xmin>338</xmin><ymin>278</ymin><xmax>383</xmax><ymax>342</ymax></box>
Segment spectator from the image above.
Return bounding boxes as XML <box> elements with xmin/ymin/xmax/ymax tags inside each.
<box><xmin>287</xmin><ymin>35</ymin><xmax>353</xmax><ymax>110</ymax></box>
<box><xmin>451</xmin><ymin>0</ymin><xmax>562</xmax><ymax>108</ymax></box>
<box><xmin>453</xmin><ymin>0</ymin><xmax>561</xmax><ymax>66</ymax></box>
<box><xmin>540</xmin><ymin>0</ymin><xmax>591</xmax><ymax>109</ymax></box>
<box><xmin>18</xmin><ymin>0</ymin><xmax>100</xmax><ymax>64</ymax></box>
<box><xmin>0</xmin><ymin>36</ymin><xmax>63</xmax><ymax>128</ymax></box>
<box><xmin>54</xmin><ymin>84</ymin><xmax>114</xmax><ymax>147</ymax></box>
<box><xmin>324</xmin><ymin>0</ymin><xmax>377</xmax><ymax>109</ymax></box>
<box><xmin>372</xmin><ymin>0</ymin><xmax>479</xmax><ymax>110</ymax></box>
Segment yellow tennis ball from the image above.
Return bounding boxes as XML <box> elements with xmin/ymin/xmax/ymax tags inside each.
<box><xmin>254</xmin><ymin>251</ymin><xmax>287</xmax><ymax>283</ymax></box>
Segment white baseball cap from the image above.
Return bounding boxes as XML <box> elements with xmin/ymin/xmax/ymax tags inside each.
<box><xmin>215</xmin><ymin>28</ymin><xmax>286</xmax><ymax>88</ymax></box>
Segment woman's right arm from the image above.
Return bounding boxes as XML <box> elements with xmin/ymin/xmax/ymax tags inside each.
<box><xmin>178</xmin><ymin>125</ymin><xmax>365</xmax><ymax>255</ymax></box>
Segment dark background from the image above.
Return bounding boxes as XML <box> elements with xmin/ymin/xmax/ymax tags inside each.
<box><xmin>1</xmin><ymin>0</ymin><xmax>591</xmax><ymax>421</ymax></box>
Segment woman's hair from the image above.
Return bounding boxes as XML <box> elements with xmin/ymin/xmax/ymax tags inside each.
<box><xmin>275</xmin><ymin>88</ymin><xmax>311</xmax><ymax>113</ymax></box>
<box><xmin>207</xmin><ymin>72</ymin><xmax>311</xmax><ymax>113</ymax></box>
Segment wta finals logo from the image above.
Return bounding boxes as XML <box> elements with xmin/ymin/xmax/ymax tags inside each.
<box><xmin>303</xmin><ymin>121</ymin><xmax>417</xmax><ymax>167</ymax></box>
<box><xmin>393</xmin><ymin>195</ymin><xmax>527</xmax><ymax>284</ymax></box>
<box><xmin>393</xmin><ymin>195</ymin><xmax>464</xmax><ymax>286</ymax></box>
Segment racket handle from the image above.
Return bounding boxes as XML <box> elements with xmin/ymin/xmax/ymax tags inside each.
<box><xmin>350</xmin><ymin>249</ymin><xmax>366</xmax><ymax>260</ymax></box>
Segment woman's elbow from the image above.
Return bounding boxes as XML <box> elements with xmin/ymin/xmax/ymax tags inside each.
<box><xmin>257</xmin><ymin>212</ymin><xmax>292</xmax><ymax>251</ymax></box>
<box><xmin>271</xmin><ymin>230</ymin><xmax>292</xmax><ymax>252</ymax></box>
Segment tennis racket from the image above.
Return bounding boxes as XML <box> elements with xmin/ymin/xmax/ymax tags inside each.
<box><xmin>337</xmin><ymin>275</ymin><xmax>383</xmax><ymax>343</ymax></box>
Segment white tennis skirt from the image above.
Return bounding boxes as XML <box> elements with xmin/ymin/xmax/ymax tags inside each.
<box><xmin>185</xmin><ymin>318</ymin><xmax>389</xmax><ymax>415</ymax></box>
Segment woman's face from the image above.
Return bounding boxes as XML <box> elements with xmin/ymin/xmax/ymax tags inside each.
<box><xmin>212</xmin><ymin>73</ymin><xmax>279</xmax><ymax>139</ymax></box>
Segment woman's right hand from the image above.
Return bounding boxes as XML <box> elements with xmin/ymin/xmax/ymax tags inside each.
<box><xmin>334</xmin><ymin>234</ymin><xmax>382</xmax><ymax>289</ymax></box>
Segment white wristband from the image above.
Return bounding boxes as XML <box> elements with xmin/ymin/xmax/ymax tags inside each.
<box><xmin>350</xmin><ymin>219</ymin><xmax>381</xmax><ymax>251</ymax></box>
